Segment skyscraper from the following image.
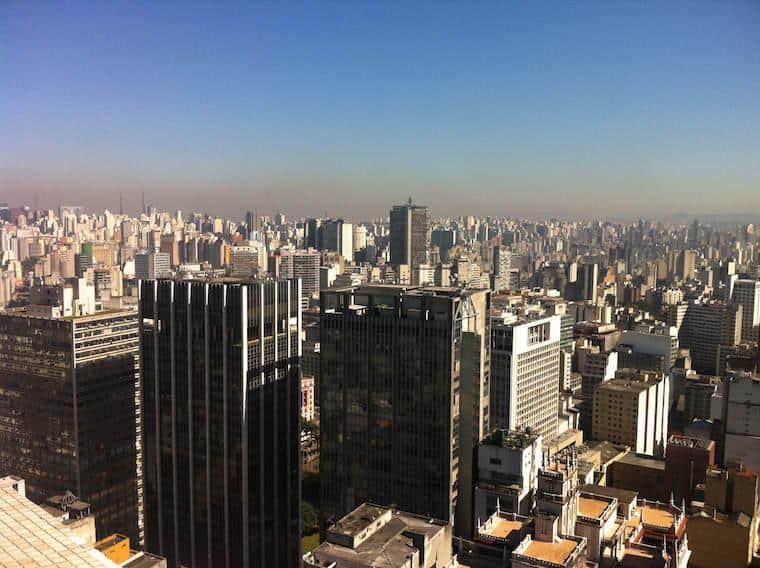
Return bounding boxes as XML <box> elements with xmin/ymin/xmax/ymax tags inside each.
<box><xmin>321</xmin><ymin>219</ymin><xmax>353</xmax><ymax>261</ymax></box>
<box><xmin>320</xmin><ymin>285</ymin><xmax>490</xmax><ymax>536</ymax></box>
<box><xmin>679</xmin><ymin>300</ymin><xmax>742</xmax><ymax>375</ymax></box>
<box><xmin>731</xmin><ymin>279</ymin><xmax>760</xmax><ymax>343</ymax></box>
<box><xmin>389</xmin><ymin>201</ymin><xmax>431</xmax><ymax>283</ymax></box>
<box><xmin>576</xmin><ymin>262</ymin><xmax>598</xmax><ymax>303</ymax></box>
<box><xmin>139</xmin><ymin>278</ymin><xmax>302</xmax><ymax>568</ymax></box>
<box><xmin>0</xmin><ymin>306</ymin><xmax>142</xmax><ymax>544</ymax></box>
<box><xmin>490</xmin><ymin>314</ymin><xmax>561</xmax><ymax>442</ymax></box>
<box><xmin>280</xmin><ymin>248</ymin><xmax>321</xmax><ymax>308</ymax></box>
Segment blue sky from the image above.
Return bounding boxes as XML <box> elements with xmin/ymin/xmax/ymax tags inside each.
<box><xmin>2</xmin><ymin>2</ymin><xmax>759</xmax><ymax>220</ymax></box>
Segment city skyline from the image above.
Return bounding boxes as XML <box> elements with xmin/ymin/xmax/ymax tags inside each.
<box><xmin>3</xmin><ymin>2</ymin><xmax>759</xmax><ymax>219</ymax></box>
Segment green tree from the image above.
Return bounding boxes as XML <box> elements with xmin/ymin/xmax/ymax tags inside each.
<box><xmin>301</xmin><ymin>501</ymin><xmax>318</xmax><ymax>535</ymax></box>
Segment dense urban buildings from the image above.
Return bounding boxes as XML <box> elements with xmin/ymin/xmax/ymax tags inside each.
<box><xmin>1</xmin><ymin>198</ymin><xmax>759</xmax><ymax>566</ymax></box>
<box><xmin>4</xmin><ymin>3</ymin><xmax>760</xmax><ymax>563</ymax></box>
<box><xmin>139</xmin><ymin>278</ymin><xmax>302</xmax><ymax>568</ymax></box>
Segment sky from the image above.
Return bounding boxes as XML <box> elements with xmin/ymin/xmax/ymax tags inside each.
<box><xmin>2</xmin><ymin>2</ymin><xmax>759</xmax><ymax>221</ymax></box>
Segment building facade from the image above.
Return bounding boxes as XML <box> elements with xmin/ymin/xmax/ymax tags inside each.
<box><xmin>592</xmin><ymin>371</ymin><xmax>670</xmax><ymax>457</ymax></box>
<box><xmin>320</xmin><ymin>285</ymin><xmax>488</xmax><ymax>536</ymax></box>
<box><xmin>389</xmin><ymin>202</ymin><xmax>431</xmax><ymax>283</ymax></box>
<box><xmin>0</xmin><ymin>307</ymin><xmax>142</xmax><ymax>544</ymax></box>
<box><xmin>139</xmin><ymin>278</ymin><xmax>302</xmax><ymax>568</ymax></box>
<box><xmin>732</xmin><ymin>279</ymin><xmax>760</xmax><ymax>343</ymax></box>
<box><xmin>491</xmin><ymin>314</ymin><xmax>561</xmax><ymax>442</ymax></box>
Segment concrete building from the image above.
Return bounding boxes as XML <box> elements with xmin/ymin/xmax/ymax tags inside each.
<box><xmin>139</xmin><ymin>278</ymin><xmax>302</xmax><ymax>567</ymax></box>
<box><xmin>679</xmin><ymin>300</ymin><xmax>742</xmax><ymax>375</ymax></box>
<box><xmin>722</xmin><ymin>371</ymin><xmax>760</xmax><ymax>472</ymax></box>
<box><xmin>320</xmin><ymin>285</ymin><xmax>490</xmax><ymax>537</ymax></box>
<box><xmin>0</xmin><ymin>305</ymin><xmax>142</xmax><ymax>544</ymax></box>
<box><xmin>474</xmin><ymin>509</ymin><xmax>532</xmax><ymax>561</ymax></box>
<box><xmin>303</xmin><ymin>503</ymin><xmax>453</xmax><ymax>568</ymax></box>
<box><xmin>665</xmin><ymin>435</ymin><xmax>715</xmax><ymax>506</ymax></box>
<box><xmin>280</xmin><ymin>248</ymin><xmax>321</xmax><ymax>307</ymax></box>
<box><xmin>322</xmin><ymin>218</ymin><xmax>354</xmax><ymax>261</ymax></box>
<box><xmin>592</xmin><ymin>370</ymin><xmax>670</xmax><ymax>457</ymax></box>
<box><xmin>0</xmin><ymin>477</ymin><xmax>164</xmax><ymax>567</ymax></box>
<box><xmin>688</xmin><ymin>464</ymin><xmax>760</xmax><ymax>568</ymax></box>
<box><xmin>732</xmin><ymin>278</ymin><xmax>760</xmax><ymax>342</ymax></box>
<box><xmin>474</xmin><ymin>429</ymin><xmax>543</xmax><ymax>520</ymax></box>
<box><xmin>134</xmin><ymin>251</ymin><xmax>171</xmax><ymax>279</ymax></box>
<box><xmin>576</xmin><ymin>344</ymin><xmax>618</xmax><ymax>438</ymax></box>
<box><xmin>491</xmin><ymin>314</ymin><xmax>561</xmax><ymax>442</ymax></box>
<box><xmin>677</xmin><ymin>249</ymin><xmax>697</xmax><ymax>281</ymax></box>
<box><xmin>575</xmin><ymin>491</ymin><xmax>622</xmax><ymax>564</ymax></box>
<box><xmin>228</xmin><ymin>240</ymin><xmax>265</xmax><ymax>277</ymax></box>
<box><xmin>573</xmin><ymin>321</ymin><xmax>621</xmax><ymax>353</ymax></box>
<box><xmin>683</xmin><ymin>373</ymin><xmax>723</xmax><ymax>425</ymax></box>
<box><xmin>510</xmin><ymin>456</ymin><xmax>587</xmax><ymax>568</ymax></box>
<box><xmin>576</xmin><ymin>262</ymin><xmax>598</xmax><ymax>303</ymax></box>
<box><xmin>615</xmin><ymin>328</ymin><xmax>678</xmax><ymax>374</ymax></box>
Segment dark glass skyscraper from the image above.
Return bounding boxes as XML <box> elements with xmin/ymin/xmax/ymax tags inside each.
<box><xmin>320</xmin><ymin>284</ymin><xmax>490</xmax><ymax>536</ymax></box>
<box><xmin>139</xmin><ymin>278</ymin><xmax>302</xmax><ymax>568</ymax></box>
<box><xmin>0</xmin><ymin>308</ymin><xmax>142</xmax><ymax>544</ymax></box>
<box><xmin>389</xmin><ymin>201</ymin><xmax>431</xmax><ymax>282</ymax></box>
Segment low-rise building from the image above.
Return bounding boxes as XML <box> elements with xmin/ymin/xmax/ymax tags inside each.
<box><xmin>475</xmin><ymin>429</ymin><xmax>543</xmax><ymax>520</ymax></box>
<box><xmin>575</xmin><ymin>491</ymin><xmax>624</xmax><ymax>564</ymax></box>
<box><xmin>0</xmin><ymin>477</ymin><xmax>164</xmax><ymax>567</ymax></box>
<box><xmin>688</xmin><ymin>463</ymin><xmax>760</xmax><ymax>568</ymax></box>
<box><xmin>303</xmin><ymin>503</ymin><xmax>454</xmax><ymax>568</ymax></box>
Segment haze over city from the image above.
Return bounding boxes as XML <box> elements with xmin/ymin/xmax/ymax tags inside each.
<box><xmin>3</xmin><ymin>2</ymin><xmax>759</xmax><ymax>220</ymax></box>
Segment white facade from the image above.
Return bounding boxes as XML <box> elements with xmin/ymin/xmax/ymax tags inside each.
<box><xmin>592</xmin><ymin>372</ymin><xmax>670</xmax><ymax>457</ymax></box>
<box><xmin>474</xmin><ymin>432</ymin><xmax>543</xmax><ymax>520</ymax></box>
<box><xmin>491</xmin><ymin>315</ymin><xmax>561</xmax><ymax>441</ymax></box>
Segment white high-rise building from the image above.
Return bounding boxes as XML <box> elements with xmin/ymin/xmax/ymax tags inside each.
<box><xmin>491</xmin><ymin>314</ymin><xmax>561</xmax><ymax>441</ymax></box>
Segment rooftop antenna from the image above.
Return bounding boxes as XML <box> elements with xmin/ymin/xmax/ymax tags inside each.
<box><xmin>408</xmin><ymin>196</ymin><xmax>413</xmax><ymax>206</ymax></box>
<box><xmin>119</xmin><ymin>192</ymin><xmax>123</xmax><ymax>216</ymax></box>
<box><xmin>141</xmin><ymin>192</ymin><xmax>146</xmax><ymax>215</ymax></box>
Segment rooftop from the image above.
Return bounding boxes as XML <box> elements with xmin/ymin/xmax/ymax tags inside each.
<box><xmin>578</xmin><ymin>495</ymin><xmax>614</xmax><ymax>520</ymax></box>
<box><xmin>640</xmin><ymin>505</ymin><xmax>675</xmax><ymax>530</ymax></box>
<box><xmin>0</xmin><ymin>483</ymin><xmax>115</xmax><ymax>567</ymax></box>
<box><xmin>485</xmin><ymin>428</ymin><xmax>541</xmax><ymax>449</ymax></box>
<box><xmin>309</xmin><ymin>504</ymin><xmax>450</xmax><ymax>568</ymax></box>
<box><xmin>479</xmin><ymin>513</ymin><xmax>530</xmax><ymax>541</ymax></box>
<box><xmin>523</xmin><ymin>538</ymin><xmax>580</xmax><ymax>565</ymax></box>
<box><xmin>617</xmin><ymin>453</ymin><xmax>666</xmax><ymax>471</ymax></box>
<box><xmin>328</xmin><ymin>503</ymin><xmax>388</xmax><ymax>538</ymax></box>
<box><xmin>580</xmin><ymin>484</ymin><xmax>638</xmax><ymax>505</ymax></box>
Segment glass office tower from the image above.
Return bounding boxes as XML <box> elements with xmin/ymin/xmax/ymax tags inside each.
<box><xmin>139</xmin><ymin>278</ymin><xmax>302</xmax><ymax>568</ymax></box>
<box><xmin>0</xmin><ymin>308</ymin><xmax>142</xmax><ymax>543</ymax></box>
<box><xmin>320</xmin><ymin>284</ymin><xmax>490</xmax><ymax>536</ymax></box>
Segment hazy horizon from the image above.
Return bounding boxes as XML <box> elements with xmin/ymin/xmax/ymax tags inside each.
<box><xmin>3</xmin><ymin>2</ymin><xmax>759</xmax><ymax>220</ymax></box>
